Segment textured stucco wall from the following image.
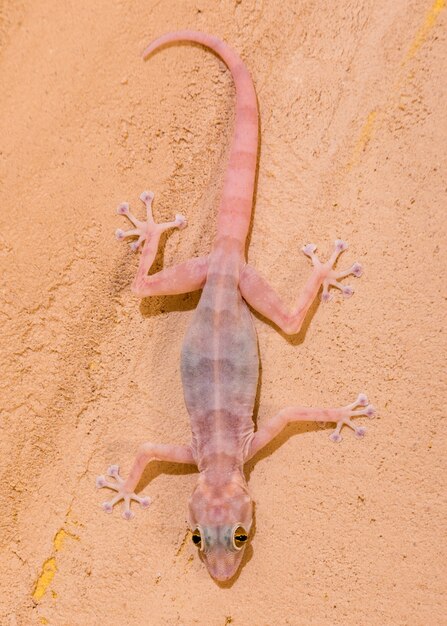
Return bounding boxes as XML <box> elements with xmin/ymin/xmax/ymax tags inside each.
<box><xmin>0</xmin><ymin>1</ymin><xmax>445</xmax><ymax>624</ymax></box>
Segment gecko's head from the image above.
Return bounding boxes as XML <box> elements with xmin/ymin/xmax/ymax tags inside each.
<box><xmin>188</xmin><ymin>471</ymin><xmax>253</xmax><ymax>581</ymax></box>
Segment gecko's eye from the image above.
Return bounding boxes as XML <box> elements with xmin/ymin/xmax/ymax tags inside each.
<box><xmin>233</xmin><ymin>526</ymin><xmax>248</xmax><ymax>549</ymax></box>
<box><xmin>192</xmin><ymin>529</ymin><xmax>202</xmax><ymax>549</ymax></box>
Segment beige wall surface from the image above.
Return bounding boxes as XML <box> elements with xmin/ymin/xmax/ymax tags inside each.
<box><xmin>0</xmin><ymin>1</ymin><xmax>445</xmax><ymax>624</ymax></box>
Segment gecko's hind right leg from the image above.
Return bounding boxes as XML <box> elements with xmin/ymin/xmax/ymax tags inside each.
<box><xmin>115</xmin><ymin>190</ymin><xmax>208</xmax><ymax>296</ymax></box>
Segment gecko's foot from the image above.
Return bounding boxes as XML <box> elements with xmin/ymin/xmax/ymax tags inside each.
<box><xmin>302</xmin><ymin>240</ymin><xmax>363</xmax><ymax>302</ymax></box>
<box><xmin>96</xmin><ymin>464</ymin><xmax>151</xmax><ymax>519</ymax></box>
<box><xmin>327</xmin><ymin>393</ymin><xmax>376</xmax><ymax>443</ymax></box>
<box><xmin>115</xmin><ymin>190</ymin><xmax>187</xmax><ymax>252</ymax></box>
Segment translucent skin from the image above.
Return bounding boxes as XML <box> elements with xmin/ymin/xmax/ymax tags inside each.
<box><xmin>96</xmin><ymin>31</ymin><xmax>374</xmax><ymax>582</ymax></box>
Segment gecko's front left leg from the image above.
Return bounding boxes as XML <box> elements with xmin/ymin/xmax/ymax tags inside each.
<box><xmin>96</xmin><ymin>442</ymin><xmax>195</xmax><ymax>519</ymax></box>
<box><xmin>240</xmin><ymin>240</ymin><xmax>362</xmax><ymax>335</ymax></box>
<box><xmin>116</xmin><ymin>190</ymin><xmax>208</xmax><ymax>297</ymax></box>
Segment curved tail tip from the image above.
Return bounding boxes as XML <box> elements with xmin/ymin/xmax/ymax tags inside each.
<box><xmin>142</xmin><ymin>33</ymin><xmax>178</xmax><ymax>60</ymax></box>
<box><xmin>142</xmin><ymin>38</ymin><xmax>164</xmax><ymax>60</ymax></box>
<box><xmin>141</xmin><ymin>31</ymin><xmax>214</xmax><ymax>61</ymax></box>
<box><xmin>142</xmin><ymin>44</ymin><xmax>154</xmax><ymax>60</ymax></box>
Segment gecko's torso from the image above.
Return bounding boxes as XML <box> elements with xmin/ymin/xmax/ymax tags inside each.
<box><xmin>181</xmin><ymin>244</ymin><xmax>259</xmax><ymax>473</ymax></box>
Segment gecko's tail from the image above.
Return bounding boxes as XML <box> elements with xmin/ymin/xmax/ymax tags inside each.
<box><xmin>143</xmin><ymin>31</ymin><xmax>258</xmax><ymax>252</ymax></box>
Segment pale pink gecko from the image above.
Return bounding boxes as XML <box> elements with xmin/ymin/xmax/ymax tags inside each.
<box><xmin>96</xmin><ymin>31</ymin><xmax>375</xmax><ymax>582</ymax></box>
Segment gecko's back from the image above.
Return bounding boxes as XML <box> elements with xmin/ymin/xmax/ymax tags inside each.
<box><xmin>180</xmin><ymin>243</ymin><xmax>259</xmax><ymax>472</ymax></box>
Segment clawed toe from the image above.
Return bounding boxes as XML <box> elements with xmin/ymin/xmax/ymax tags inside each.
<box><xmin>107</xmin><ymin>464</ymin><xmax>121</xmax><ymax>479</ymax></box>
<box><xmin>140</xmin><ymin>190</ymin><xmax>155</xmax><ymax>205</ymax></box>
<box><xmin>129</xmin><ymin>236</ymin><xmax>145</xmax><ymax>252</ymax></box>
<box><xmin>96</xmin><ymin>475</ymin><xmax>106</xmax><ymax>487</ymax></box>
<box><xmin>365</xmin><ymin>405</ymin><xmax>376</xmax><ymax>418</ymax></box>
<box><xmin>334</xmin><ymin>239</ymin><xmax>348</xmax><ymax>252</ymax></box>
<box><xmin>341</xmin><ymin>285</ymin><xmax>354</xmax><ymax>298</ymax></box>
<box><xmin>175</xmin><ymin>214</ymin><xmax>187</xmax><ymax>229</ymax></box>
<box><xmin>354</xmin><ymin>425</ymin><xmax>367</xmax><ymax>439</ymax></box>
<box><xmin>356</xmin><ymin>393</ymin><xmax>368</xmax><ymax>407</ymax></box>
<box><xmin>329</xmin><ymin>431</ymin><xmax>342</xmax><ymax>443</ymax></box>
<box><xmin>302</xmin><ymin>243</ymin><xmax>317</xmax><ymax>257</ymax></box>
<box><xmin>351</xmin><ymin>262</ymin><xmax>363</xmax><ymax>278</ymax></box>
<box><xmin>117</xmin><ymin>202</ymin><xmax>130</xmax><ymax>215</ymax></box>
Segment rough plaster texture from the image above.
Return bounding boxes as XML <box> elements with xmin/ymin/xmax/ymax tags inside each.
<box><xmin>0</xmin><ymin>1</ymin><xmax>446</xmax><ymax>625</ymax></box>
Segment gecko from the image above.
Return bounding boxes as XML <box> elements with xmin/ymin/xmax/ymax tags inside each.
<box><xmin>96</xmin><ymin>31</ymin><xmax>375</xmax><ymax>582</ymax></box>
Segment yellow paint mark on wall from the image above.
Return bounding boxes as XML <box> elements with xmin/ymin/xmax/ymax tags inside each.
<box><xmin>39</xmin><ymin>617</ymin><xmax>49</xmax><ymax>624</ymax></box>
<box><xmin>32</xmin><ymin>558</ymin><xmax>57</xmax><ymax>602</ymax></box>
<box><xmin>53</xmin><ymin>528</ymin><xmax>76</xmax><ymax>551</ymax></box>
<box><xmin>32</xmin><ymin>527</ymin><xmax>79</xmax><ymax>603</ymax></box>
<box><xmin>347</xmin><ymin>1</ymin><xmax>444</xmax><ymax>171</ymax></box>
<box><xmin>356</xmin><ymin>110</ymin><xmax>377</xmax><ymax>152</ymax></box>
<box><xmin>406</xmin><ymin>0</ymin><xmax>445</xmax><ymax>60</ymax></box>
<box><xmin>348</xmin><ymin>110</ymin><xmax>378</xmax><ymax>169</ymax></box>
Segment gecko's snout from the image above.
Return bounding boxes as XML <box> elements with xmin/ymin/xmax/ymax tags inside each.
<box><xmin>203</xmin><ymin>543</ymin><xmax>246</xmax><ymax>581</ymax></box>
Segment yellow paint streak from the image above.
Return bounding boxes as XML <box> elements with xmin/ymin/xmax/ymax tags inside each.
<box><xmin>32</xmin><ymin>527</ymin><xmax>79</xmax><ymax>603</ymax></box>
<box><xmin>347</xmin><ymin>1</ymin><xmax>444</xmax><ymax>171</ymax></box>
<box><xmin>406</xmin><ymin>0</ymin><xmax>445</xmax><ymax>60</ymax></box>
<box><xmin>32</xmin><ymin>558</ymin><xmax>57</xmax><ymax>602</ymax></box>
<box><xmin>40</xmin><ymin>618</ymin><xmax>49</xmax><ymax>625</ymax></box>
<box><xmin>356</xmin><ymin>110</ymin><xmax>377</xmax><ymax>152</ymax></box>
<box><xmin>53</xmin><ymin>528</ymin><xmax>78</xmax><ymax>551</ymax></box>
<box><xmin>348</xmin><ymin>110</ymin><xmax>378</xmax><ymax>169</ymax></box>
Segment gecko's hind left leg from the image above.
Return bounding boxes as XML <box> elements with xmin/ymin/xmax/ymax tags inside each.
<box><xmin>116</xmin><ymin>190</ymin><xmax>208</xmax><ymax>296</ymax></box>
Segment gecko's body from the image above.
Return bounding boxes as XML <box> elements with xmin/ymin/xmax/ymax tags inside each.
<box><xmin>97</xmin><ymin>31</ymin><xmax>374</xmax><ymax>581</ymax></box>
<box><xmin>182</xmin><ymin>250</ymin><xmax>259</xmax><ymax>473</ymax></box>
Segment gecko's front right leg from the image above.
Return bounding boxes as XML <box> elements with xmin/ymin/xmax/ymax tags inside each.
<box><xmin>245</xmin><ymin>394</ymin><xmax>376</xmax><ymax>460</ymax></box>
<box><xmin>96</xmin><ymin>442</ymin><xmax>195</xmax><ymax>519</ymax></box>
<box><xmin>116</xmin><ymin>190</ymin><xmax>208</xmax><ymax>296</ymax></box>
